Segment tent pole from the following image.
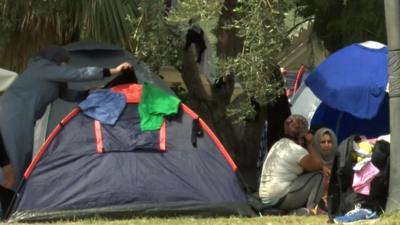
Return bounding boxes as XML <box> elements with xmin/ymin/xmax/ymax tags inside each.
<box><xmin>384</xmin><ymin>0</ymin><xmax>400</xmax><ymax>212</ymax></box>
<box><xmin>335</xmin><ymin>112</ymin><xmax>343</xmax><ymax>141</ymax></box>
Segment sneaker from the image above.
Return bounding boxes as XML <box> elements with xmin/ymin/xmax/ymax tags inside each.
<box><xmin>333</xmin><ymin>207</ymin><xmax>379</xmax><ymax>224</ymax></box>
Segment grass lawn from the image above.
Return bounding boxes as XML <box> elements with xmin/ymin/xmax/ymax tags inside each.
<box><xmin>2</xmin><ymin>213</ymin><xmax>400</xmax><ymax>225</ymax></box>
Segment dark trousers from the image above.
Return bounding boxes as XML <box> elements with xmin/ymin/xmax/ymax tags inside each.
<box><xmin>0</xmin><ymin>185</ymin><xmax>14</xmax><ymax>219</ymax></box>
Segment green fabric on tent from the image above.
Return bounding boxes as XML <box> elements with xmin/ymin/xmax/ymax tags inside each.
<box><xmin>139</xmin><ymin>82</ymin><xmax>181</xmax><ymax>131</ymax></box>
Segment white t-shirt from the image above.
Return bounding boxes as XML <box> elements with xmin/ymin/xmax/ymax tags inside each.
<box><xmin>259</xmin><ymin>138</ymin><xmax>309</xmax><ymax>201</ymax></box>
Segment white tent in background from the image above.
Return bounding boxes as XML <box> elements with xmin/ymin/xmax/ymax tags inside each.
<box><xmin>0</xmin><ymin>68</ymin><xmax>17</xmax><ymax>92</ymax></box>
<box><xmin>290</xmin><ymin>82</ymin><xmax>321</xmax><ymax>125</ymax></box>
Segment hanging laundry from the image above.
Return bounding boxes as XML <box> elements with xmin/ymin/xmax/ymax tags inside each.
<box><xmin>352</xmin><ymin>140</ymin><xmax>373</xmax><ymax>162</ymax></box>
<box><xmin>139</xmin><ymin>82</ymin><xmax>181</xmax><ymax>131</ymax></box>
<box><xmin>79</xmin><ymin>89</ymin><xmax>126</xmax><ymax>125</ymax></box>
<box><xmin>352</xmin><ymin>161</ymin><xmax>380</xmax><ymax>195</ymax></box>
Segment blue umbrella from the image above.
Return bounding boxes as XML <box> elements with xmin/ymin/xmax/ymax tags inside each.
<box><xmin>310</xmin><ymin>98</ymin><xmax>389</xmax><ymax>142</ymax></box>
<box><xmin>305</xmin><ymin>42</ymin><xmax>389</xmax><ymax>142</ymax></box>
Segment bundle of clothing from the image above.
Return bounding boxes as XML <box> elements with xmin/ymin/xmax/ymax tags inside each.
<box><xmin>327</xmin><ymin>135</ymin><xmax>390</xmax><ymax>223</ymax></box>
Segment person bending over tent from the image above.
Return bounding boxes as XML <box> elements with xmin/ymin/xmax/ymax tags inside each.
<box><xmin>258</xmin><ymin>114</ymin><xmax>329</xmax><ymax>215</ymax></box>
<box><xmin>0</xmin><ymin>45</ymin><xmax>132</xmax><ymax>183</ymax></box>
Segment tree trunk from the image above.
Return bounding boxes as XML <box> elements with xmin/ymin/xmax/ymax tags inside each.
<box><xmin>236</xmin><ymin>106</ymin><xmax>268</xmax><ymax>192</ymax></box>
<box><xmin>214</xmin><ymin>0</ymin><xmax>265</xmax><ymax>192</ymax></box>
<box><xmin>384</xmin><ymin>0</ymin><xmax>400</xmax><ymax>212</ymax></box>
<box><xmin>179</xmin><ymin>0</ymin><xmax>244</xmax><ymax>158</ymax></box>
<box><xmin>180</xmin><ymin>45</ymin><xmax>238</xmax><ymax>158</ymax></box>
<box><xmin>215</xmin><ymin>0</ymin><xmax>243</xmax><ymax>58</ymax></box>
<box><xmin>180</xmin><ymin>0</ymin><xmax>281</xmax><ymax>192</ymax></box>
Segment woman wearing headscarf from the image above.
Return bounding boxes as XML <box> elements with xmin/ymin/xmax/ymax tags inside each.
<box><xmin>313</xmin><ymin>127</ymin><xmax>338</xmax><ymax>169</ymax></box>
<box><xmin>312</xmin><ymin>127</ymin><xmax>338</xmax><ymax>211</ymax></box>
<box><xmin>0</xmin><ymin>45</ymin><xmax>132</xmax><ymax>190</ymax></box>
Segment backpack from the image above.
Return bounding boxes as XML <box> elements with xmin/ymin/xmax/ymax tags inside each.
<box><xmin>327</xmin><ymin>135</ymin><xmax>390</xmax><ymax>221</ymax></box>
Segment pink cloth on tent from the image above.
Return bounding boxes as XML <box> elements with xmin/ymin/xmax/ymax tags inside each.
<box><xmin>352</xmin><ymin>161</ymin><xmax>380</xmax><ymax>195</ymax></box>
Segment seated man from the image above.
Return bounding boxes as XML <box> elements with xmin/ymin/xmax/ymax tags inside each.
<box><xmin>258</xmin><ymin>114</ymin><xmax>329</xmax><ymax>215</ymax></box>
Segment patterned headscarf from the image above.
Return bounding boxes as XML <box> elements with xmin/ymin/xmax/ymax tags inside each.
<box><xmin>284</xmin><ymin>114</ymin><xmax>309</xmax><ymax>138</ymax></box>
<box><xmin>313</xmin><ymin>127</ymin><xmax>338</xmax><ymax>168</ymax></box>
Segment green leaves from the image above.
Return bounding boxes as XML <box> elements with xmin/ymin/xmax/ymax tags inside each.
<box><xmin>215</xmin><ymin>0</ymin><xmax>292</xmax><ymax>121</ymax></box>
<box><xmin>125</xmin><ymin>0</ymin><xmax>182</xmax><ymax>72</ymax></box>
<box><xmin>67</xmin><ymin>0</ymin><xmax>137</xmax><ymax>48</ymax></box>
<box><xmin>0</xmin><ymin>0</ymin><xmax>139</xmax><ymax>71</ymax></box>
<box><xmin>0</xmin><ymin>0</ymin><xmax>294</xmax><ymax>123</ymax></box>
<box><xmin>294</xmin><ymin>0</ymin><xmax>386</xmax><ymax>52</ymax></box>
